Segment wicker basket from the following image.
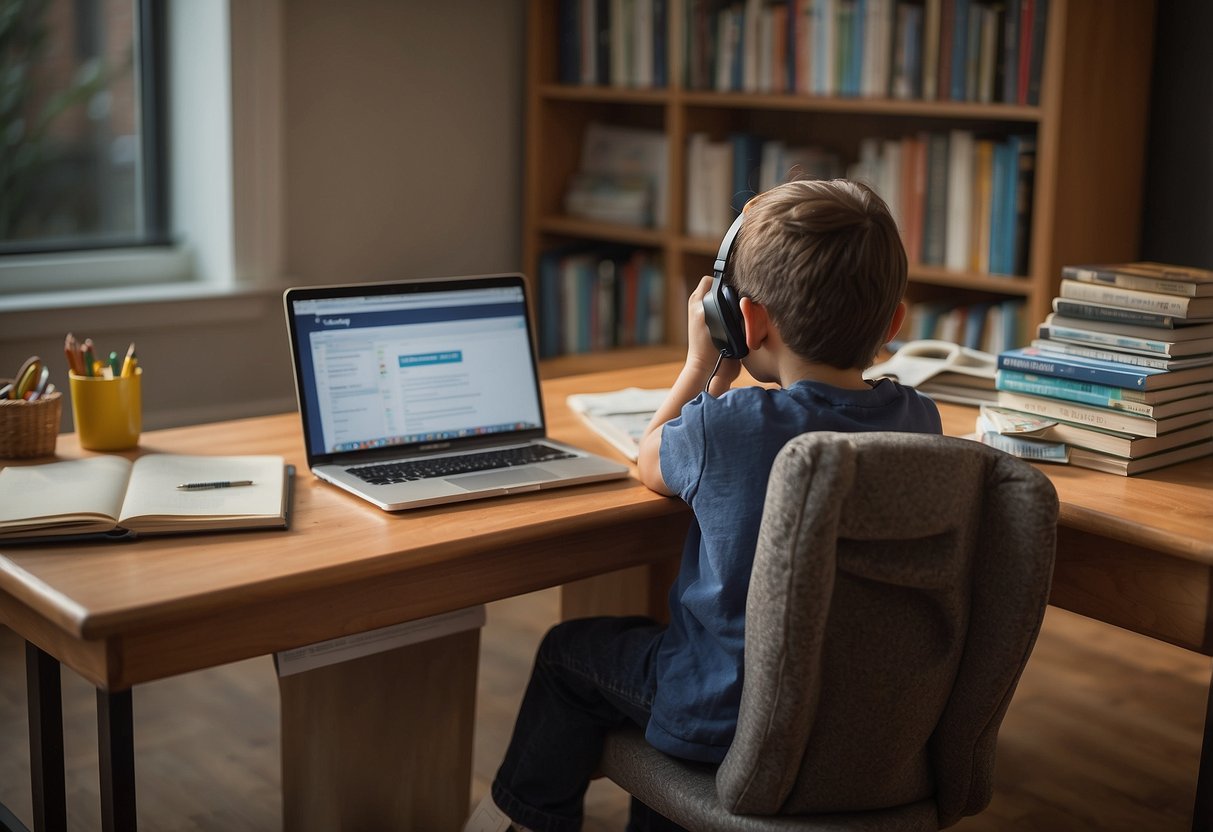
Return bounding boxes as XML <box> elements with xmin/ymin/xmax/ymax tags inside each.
<box><xmin>0</xmin><ymin>385</ymin><xmax>62</xmax><ymax>459</ymax></box>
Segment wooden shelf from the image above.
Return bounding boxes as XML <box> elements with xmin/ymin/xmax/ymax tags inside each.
<box><xmin>524</xmin><ymin>0</ymin><xmax>1157</xmax><ymax>358</ymax></box>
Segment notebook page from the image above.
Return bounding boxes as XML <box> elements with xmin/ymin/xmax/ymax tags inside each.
<box><xmin>0</xmin><ymin>456</ymin><xmax>131</xmax><ymax>532</ymax></box>
<box><xmin>118</xmin><ymin>454</ymin><xmax>284</xmax><ymax>523</ymax></box>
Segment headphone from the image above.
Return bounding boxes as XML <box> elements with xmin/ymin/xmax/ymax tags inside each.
<box><xmin>702</xmin><ymin>211</ymin><xmax>749</xmax><ymax>359</ymax></box>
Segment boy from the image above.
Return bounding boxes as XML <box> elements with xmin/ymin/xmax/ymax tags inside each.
<box><xmin>467</xmin><ymin>179</ymin><xmax>942</xmax><ymax>832</ymax></box>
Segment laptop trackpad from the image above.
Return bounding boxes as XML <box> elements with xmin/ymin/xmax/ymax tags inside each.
<box><xmin>449</xmin><ymin>467</ymin><xmax>558</xmax><ymax>490</ymax></box>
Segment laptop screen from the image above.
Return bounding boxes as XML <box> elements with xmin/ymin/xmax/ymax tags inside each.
<box><xmin>286</xmin><ymin>276</ymin><xmax>545</xmax><ymax>461</ymax></box>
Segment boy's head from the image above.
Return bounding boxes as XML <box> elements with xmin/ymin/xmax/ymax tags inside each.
<box><xmin>728</xmin><ymin>178</ymin><xmax>907</xmax><ymax>369</ymax></box>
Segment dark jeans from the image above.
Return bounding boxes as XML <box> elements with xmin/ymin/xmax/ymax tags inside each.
<box><xmin>491</xmin><ymin>616</ymin><xmax>691</xmax><ymax>832</ymax></box>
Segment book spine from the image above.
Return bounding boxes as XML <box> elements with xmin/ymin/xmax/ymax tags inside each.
<box><xmin>1030</xmin><ymin>339</ymin><xmax>1180</xmax><ymax>370</ymax></box>
<box><xmin>1012</xmin><ymin>136</ymin><xmax>1035</xmax><ymax>276</ymax></box>
<box><xmin>1052</xmin><ymin>299</ymin><xmax>1179</xmax><ymax>329</ymax></box>
<box><xmin>1025</xmin><ymin>0</ymin><xmax>1046</xmax><ymax>105</ymax></box>
<box><xmin>997</xmin><ymin>351</ymin><xmax>1151</xmax><ymax>389</ymax></box>
<box><xmin>922</xmin><ymin>0</ymin><xmax>940</xmax><ymax>100</ymax></box>
<box><xmin>1001</xmin><ymin>0</ymin><xmax>1019</xmax><ymax>103</ymax></box>
<box><xmin>1040</xmin><ymin>322</ymin><xmax>1176</xmax><ymax>357</ymax></box>
<box><xmin>923</xmin><ymin>132</ymin><xmax>948</xmax><ymax>265</ymax></box>
<box><xmin>1061</xmin><ymin>266</ymin><xmax>1203</xmax><ymax>298</ymax></box>
<box><xmin>996</xmin><ymin>370</ymin><xmax>1152</xmax><ymax>409</ymax></box>
<box><xmin>1059</xmin><ymin>279</ymin><xmax>1197</xmax><ymax>317</ymax></box>
<box><xmin>950</xmin><ymin>0</ymin><xmax>969</xmax><ymax>101</ymax></box>
<box><xmin>996</xmin><ymin>391</ymin><xmax>1158</xmax><ymax>436</ymax></box>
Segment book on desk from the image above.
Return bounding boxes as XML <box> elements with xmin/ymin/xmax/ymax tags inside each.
<box><xmin>0</xmin><ymin>453</ymin><xmax>292</xmax><ymax>542</ymax></box>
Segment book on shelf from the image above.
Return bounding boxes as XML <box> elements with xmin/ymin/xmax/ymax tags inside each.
<box><xmin>846</xmin><ymin>129</ymin><xmax>1032</xmax><ymax>276</ymax></box>
<box><xmin>1058</xmin><ymin>278</ymin><xmax>1213</xmax><ymax>320</ymax></box>
<box><xmin>538</xmin><ymin>246</ymin><xmax>665</xmax><ymax>357</ymax></box>
<box><xmin>994</xmin><ymin>390</ymin><xmax>1210</xmax><ymax>438</ymax></box>
<box><xmin>677</xmin><ymin>0</ymin><xmax>1046</xmax><ymax>103</ymax></box>
<box><xmin>922</xmin><ymin>132</ymin><xmax>949</xmax><ymax>265</ymax></box>
<box><xmin>575</xmin><ymin>122</ymin><xmax>669</xmax><ymax>229</ymax></box>
<box><xmin>564</xmin><ymin>172</ymin><xmax>653</xmax><ymax>226</ymax></box>
<box><xmin>1028</xmin><ymin>338</ymin><xmax>1213</xmax><ymax>371</ymax></box>
<box><xmin>685</xmin><ymin>132</ymin><xmax>735</xmax><ymax>236</ymax></box>
<box><xmin>997</xmin><ymin>346</ymin><xmax>1213</xmax><ymax>391</ymax></box>
<box><xmin>944</xmin><ymin>128</ymin><xmax>973</xmax><ymax>271</ymax></box>
<box><xmin>1061</xmin><ymin>262</ymin><xmax>1213</xmax><ymax>299</ymax></box>
<box><xmin>906</xmin><ymin>299</ymin><xmax>1024</xmax><ymax>354</ymax></box>
<box><xmin>559</xmin><ymin>0</ymin><xmax>668</xmax><ymax>88</ymax></box>
<box><xmin>1039</xmin><ymin>314</ymin><xmax>1213</xmax><ymax>358</ymax></box>
<box><xmin>995</xmin><ymin>371</ymin><xmax>1213</xmax><ymax>419</ymax></box>
<box><xmin>0</xmin><ymin>454</ymin><xmax>292</xmax><ymax>543</ymax></box>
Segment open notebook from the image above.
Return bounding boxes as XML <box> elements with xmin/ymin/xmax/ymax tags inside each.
<box><xmin>0</xmin><ymin>454</ymin><xmax>292</xmax><ymax>542</ymax></box>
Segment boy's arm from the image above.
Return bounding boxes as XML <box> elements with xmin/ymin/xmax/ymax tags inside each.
<box><xmin>637</xmin><ymin>275</ymin><xmax>740</xmax><ymax>495</ymax></box>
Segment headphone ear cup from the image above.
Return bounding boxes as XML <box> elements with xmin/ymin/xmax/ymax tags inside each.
<box><xmin>717</xmin><ymin>282</ymin><xmax>748</xmax><ymax>359</ymax></box>
<box><xmin>704</xmin><ymin>276</ymin><xmax>749</xmax><ymax>359</ymax></box>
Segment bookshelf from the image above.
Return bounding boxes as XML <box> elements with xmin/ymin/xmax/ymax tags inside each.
<box><xmin>523</xmin><ymin>0</ymin><xmax>1157</xmax><ymax>356</ymax></box>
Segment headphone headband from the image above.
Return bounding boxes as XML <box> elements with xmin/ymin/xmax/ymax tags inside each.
<box><xmin>713</xmin><ymin>212</ymin><xmax>746</xmax><ymax>280</ymax></box>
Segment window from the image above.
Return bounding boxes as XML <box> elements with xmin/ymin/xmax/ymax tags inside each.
<box><xmin>1</xmin><ymin>0</ymin><xmax>167</xmax><ymax>256</ymax></box>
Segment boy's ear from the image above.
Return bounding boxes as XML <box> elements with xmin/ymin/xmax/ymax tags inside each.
<box><xmin>885</xmin><ymin>301</ymin><xmax>908</xmax><ymax>344</ymax></box>
<box><xmin>739</xmin><ymin>296</ymin><xmax>770</xmax><ymax>352</ymax></box>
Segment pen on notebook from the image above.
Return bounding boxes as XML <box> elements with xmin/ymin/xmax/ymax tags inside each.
<box><xmin>176</xmin><ymin>480</ymin><xmax>255</xmax><ymax>491</ymax></box>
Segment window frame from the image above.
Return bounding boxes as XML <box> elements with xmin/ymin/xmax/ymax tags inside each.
<box><xmin>0</xmin><ymin>0</ymin><xmax>284</xmax><ymax>302</ymax></box>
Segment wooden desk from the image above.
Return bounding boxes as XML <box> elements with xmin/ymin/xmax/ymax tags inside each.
<box><xmin>1</xmin><ymin>361</ymin><xmax>1210</xmax><ymax>831</ymax></box>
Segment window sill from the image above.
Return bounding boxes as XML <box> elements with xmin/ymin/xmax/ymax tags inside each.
<box><xmin>0</xmin><ymin>279</ymin><xmax>295</xmax><ymax>341</ymax></box>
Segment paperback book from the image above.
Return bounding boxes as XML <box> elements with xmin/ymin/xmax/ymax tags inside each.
<box><xmin>1067</xmin><ymin>441</ymin><xmax>1213</xmax><ymax>476</ymax></box>
<box><xmin>1058</xmin><ymin>278</ymin><xmax>1213</xmax><ymax>319</ymax></box>
<box><xmin>1028</xmin><ymin>338</ymin><xmax>1213</xmax><ymax>371</ymax></box>
<box><xmin>1062</xmin><ymin>262</ymin><xmax>1213</xmax><ymax>299</ymax></box>
<box><xmin>996</xmin><ymin>346</ymin><xmax>1213</xmax><ymax>391</ymax></box>
<box><xmin>995</xmin><ymin>370</ymin><xmax>1213</xmax><ymax>415</ymax></box>
<box><xmin>1039</xmin><ymin>314</ymin><xmax>1213</xmax><ymax>358</ymax></box>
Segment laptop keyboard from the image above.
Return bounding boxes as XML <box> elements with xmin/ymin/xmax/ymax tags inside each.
<box><xmin>348</xmin><ymin>444</ymin><xmax>577</xmax><ymax>485</ymax></box>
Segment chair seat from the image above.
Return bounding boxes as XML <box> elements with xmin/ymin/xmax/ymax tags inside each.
<box><xmin>601</xmin><ymin>729</ymin><xmax>940</xmax><ymax>832</ymax></box>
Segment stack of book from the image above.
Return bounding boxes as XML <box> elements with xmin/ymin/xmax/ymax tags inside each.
<box><xmin>985</xmin><ymin>262</ymin><xmax>1213</xmax><ymax>475</ymax></box>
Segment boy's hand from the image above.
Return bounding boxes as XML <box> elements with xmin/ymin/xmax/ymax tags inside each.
<box><xmin>687</xmin><ymin>275</ymin><xmax>741</xmax><ymax>392</ymax></box>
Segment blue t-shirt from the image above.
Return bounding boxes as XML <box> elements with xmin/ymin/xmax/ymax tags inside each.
<box><xmin>648</xmin><ymin>378</ymin><xmax>941</xmax><ymax>762</ymax></box>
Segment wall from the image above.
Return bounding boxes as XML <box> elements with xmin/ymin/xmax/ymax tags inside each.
<box><xmin>0</xmin><ymin>2</ymin><xmax>526</xmax><ymax>432</ymax></box>
<box><xmin>283</xmin><ymin>1</ymin><xmax>525</xmax><ymax>284</ymax></box>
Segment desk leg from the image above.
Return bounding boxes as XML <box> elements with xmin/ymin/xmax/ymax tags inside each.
<box><xmin>96</xmin><ymin>689</ymin><xmax>136</xmax><ymax>832</ymax></box>
<box><xmin>278</xmin><ymin>628</ymin><xmax>479</xmax><ymax>832</ymax></box>
<box><xmin>25</xmin><ymin>643</ymin><xmax>66</xmax><ymax>832</ymax></box>
<box><xmin>1193</xmin><ymin>661</ymin><xmax>1213</xmax><ymax>832</ymax></box>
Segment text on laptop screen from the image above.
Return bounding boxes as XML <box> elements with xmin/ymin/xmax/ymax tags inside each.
<box><xmin>291</xmin><ymin>286</ymin><xmax>542</xmax><ymax>456</ymax></box>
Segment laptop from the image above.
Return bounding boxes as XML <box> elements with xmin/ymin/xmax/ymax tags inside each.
<box><xmin>283</xmin><ymin>273</ymin><xmax>630</xmax><ymax>511</ymax></box>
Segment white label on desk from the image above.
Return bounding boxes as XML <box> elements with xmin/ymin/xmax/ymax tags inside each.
<box><xmin>274</xmin><ymin>605</ymin><xmax>487</xmax><ymax>677</ymax></box>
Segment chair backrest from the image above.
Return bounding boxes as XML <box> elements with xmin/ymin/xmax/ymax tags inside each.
<box><xmin>715</xmin><ymin>431</ymin><xmax>1057</xmax><ymax>828</ymax></box>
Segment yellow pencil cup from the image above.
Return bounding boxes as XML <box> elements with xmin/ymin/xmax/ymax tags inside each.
<box><xmin>69</xmin><ymin>369</ymin><xmax>142</xmax><ymax>451</ymax></box>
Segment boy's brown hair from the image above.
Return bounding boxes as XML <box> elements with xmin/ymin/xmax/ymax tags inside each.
<box><xmin>728</xmin><ymin>178</ymin><xmax>907</xmax><ymax>369</ymax></box>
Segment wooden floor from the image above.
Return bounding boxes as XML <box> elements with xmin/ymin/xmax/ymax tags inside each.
<box><xmin>1</xmin><ymin>589</ymin><xmax>1208</xmax><ymax>831</ymax></box>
